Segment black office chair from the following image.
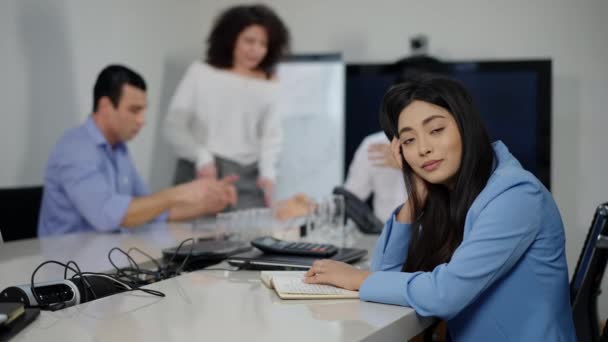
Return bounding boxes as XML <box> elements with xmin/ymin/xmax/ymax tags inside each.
<box><xmin>0</xmin><ymin>186</ymin><xmax>44</xmax><ymax>242</ymax></box>
<box><xmin>570</xmin><ymin>202</ymin><xmax>608</xmax><ymax>342</ymax></box>
<box><xmin>602</xmin><ymin>323</ymin><xmax>608</xmax><ymax>342</ymax></box>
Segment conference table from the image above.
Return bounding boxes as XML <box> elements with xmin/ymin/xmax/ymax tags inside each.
<box><xmin>0</xmin><ymin>222</ymin><xmax>432</xmax><ymax>341</ymax></box>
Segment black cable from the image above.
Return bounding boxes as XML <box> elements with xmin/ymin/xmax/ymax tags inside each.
<box><xmin>30</xmin><ymin>238</ymin><xmax>214</xmax><ymax>312</ymax></box>
<box><xmin>114</xmin><ymin>267</ymin><xmax>159</xmax><ymax>276</ymax></box>
<box><xmin>165</xmin><ymin>238</ymin><xmax>194</xmax><ymax>266</ymax></box>
<box><xmin>63</xmin><ymin>260</ymin><xmax>96</xmax><ymax>303</ymax></box>
<box><xmin>31</xmin><ymin>260</ymin><xmax>80</xmax><ymax>309</ymax></box>
<box><xmin>174</xmin><ymin>238</ymin><xmax>195</xmax><ymax>274</ymax></box>
<box><xmin>105</xmin><ymin>238</ymin><xmax>196</xmax><ymax>285</ymax></box>
<box><xmin>164</xmin><ymin>238</ymin><xmax>195</xmax><ymax>276</ymax></box>
<box><xmin>127</xmin><ymin>247</ymin><xmax>162</xmax><ymax>272</ymax></box>
<box><xmin>73</xmin><ymin>260</ymin><xmax>98</xmax><ymax>301</ymax></box>
<box><xmin>74</xmin><ymin>271</ymin><xmax>165</xmax><ymax>298</ymax></box>
<box><xmin>108</xmin><ymin>247</ymin><xmax>147</xmax><ymax>284</ymax></box>
<box><xmin>108</xmin><ymin>247</ymin><xmax>141</xmax><ymax>274</ymax></box>
<box><xmin>30</xmin><ymin>260</ymin><xmax>165</xmax><ymax>311</ymax></box>
<box><xmin>109</xmin><ymin>246</ymin><xmax>176</xmax><ymax>283</ymax></box>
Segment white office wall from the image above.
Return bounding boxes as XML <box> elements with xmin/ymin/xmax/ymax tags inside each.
<box><xmin>0</xmin><ymin>0</ymin><xmax>202</xmax><ymax>191</ymax></box>
<box><xmin>197</xmin><ymin>0</ymin><xmax>608</xmax><ymax>313</ymax></box>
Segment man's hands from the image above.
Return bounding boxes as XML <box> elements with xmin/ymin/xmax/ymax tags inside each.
<box><xmin>196</xmin><ymin>163</ymin><xmax>218</xmax><ymax>179</ymax></box>
<box><xmin>303</xmin><ymin>259</ymin><xmax>371</xmax><ymax>291</ymax></box>
<box><xmin>197</xmin><ymin>163</ymin><xmax>274</xmax><ymax>208</ymax></box>
<box><xmin>172</xmin><ymin>175</ymin><xmax>238</xmax><ymax>215</ymax></box>
<box><xmin>124</xmin><ymin>174</ymin><xmax>238</xmax><ymax>226</ymax></box>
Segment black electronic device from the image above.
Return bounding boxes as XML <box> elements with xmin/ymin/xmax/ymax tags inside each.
<box><xmin>227</xmin><ymin>247</ymin><xmax>367</xmax><ymax>270</ymax></box>
<box><xmin>162</xmin><ymin>239</ymin><xmax>252</xmax><ymax>260</ymax></box>
<box><xmin>0</xmin><ymin>307</ymin><xmax>40</xmax><ymax>342</ymax></box>
<box><xmin>333</xmin><ymin>186</ymin><xmax>384</xmax><ymax>234</ymax></box>
<box><xmin>0</xmin><ymin>276</ymin><xmax>126</xmax><ymax>309</ymax></box>
<box><xmin>0</xmin><ymin>281</ymin><xmax>78</xmax><ymax>308</ymax></box>
<box><xmin>250</xmin><ymin>236</ymin><xmax>338</xmax><ymax>257</ymax></box>
<box><xmin>161</xmin><ymin>239</ymin><xmax>252</xmax><ymax>271</ymax></box>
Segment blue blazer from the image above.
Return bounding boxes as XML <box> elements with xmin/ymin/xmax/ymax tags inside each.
<box><xmin>359</xmin><ymin>141</ymin><xmax>576</xmax><ymax>341</ymax></box>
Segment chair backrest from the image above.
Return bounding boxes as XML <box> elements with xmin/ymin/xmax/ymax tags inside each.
<box><xmin>571</xmin><ymin>203</ymin><xmax>608</xmax><ymax>300</ymax></box>
<box><xmin>0</xmin><ymin>186</ymin><xmax>44</xmax><ymax>242</ymax></box>
<box><xmin>571</xmin><ymin>202</ymin><xmax>608</xmax><ymax>342</ymax></box>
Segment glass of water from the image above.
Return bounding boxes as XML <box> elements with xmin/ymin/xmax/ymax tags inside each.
<box><xmin>304</xmin><ymin>194</ymin><xmax>345</xmax><ymax>247</ymax></box>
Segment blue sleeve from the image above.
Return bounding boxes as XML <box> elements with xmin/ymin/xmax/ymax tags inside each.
<box><xmin>59</xmin><ymin>160</ymin><xmax>131</xmax><ymax>232</ymax></box>
<box><xmin>359</xmin><ymin>183</ymin><xmax>542</xmax><ymax>319</ymax></box>
<box><xmin>154</xmin><ymin>211</ymin><xmax>170</xmax><ymax>223</ymax></box>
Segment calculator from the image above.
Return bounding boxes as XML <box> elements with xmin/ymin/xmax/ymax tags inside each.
<box><xmin>250</xmin><ymin>236</ymin><xmax>338</xmax><ymax>257</ymax></box>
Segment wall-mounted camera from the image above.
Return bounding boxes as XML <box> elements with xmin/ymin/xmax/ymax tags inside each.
<box><xmin>410</xmin><ymin>34</ymin><xmax>429</xmax><ymax>55</ymax></box>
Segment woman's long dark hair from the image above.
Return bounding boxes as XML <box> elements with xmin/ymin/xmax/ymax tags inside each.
<box><xmin>379</xmin><ymin>76</ymin><xmax>495</xmax><ymax>272</ymax></box>
<box><xmin>206</xmin><ymin>4</ymin><xmax>290</xmax><ymax>77</ymax></box>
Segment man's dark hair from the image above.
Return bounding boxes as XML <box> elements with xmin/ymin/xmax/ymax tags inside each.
<box><xmin>206</xmin><ymin>4</ymin><xmax>290</xmax><ymax>77</ymax></box>
<box><xmin>93</xmin><ymin>65</ymin><xmax>146</xmax><ymax>112</ymax></box>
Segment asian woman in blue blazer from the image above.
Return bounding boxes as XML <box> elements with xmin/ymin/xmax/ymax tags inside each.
<box><xmin>304</xmin><ymin>77</ymin><xmax>576</xmax><ymax>341</ymax></box>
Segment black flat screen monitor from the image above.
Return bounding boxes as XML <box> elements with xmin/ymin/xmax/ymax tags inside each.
<box><xmin>345</xmin><ymin>60</ymin><xmax>551</xmax><ymax>189</ymax></box>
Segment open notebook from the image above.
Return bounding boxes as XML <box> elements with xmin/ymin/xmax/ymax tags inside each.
<box><xmin>260</xmin><ymin>271</ymin><xmax>359</xmax><ymax>299</ymax></box>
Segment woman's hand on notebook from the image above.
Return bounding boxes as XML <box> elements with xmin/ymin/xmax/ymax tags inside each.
<box><xmin>303</xmin><ymin>259</ymin><xmax>370</xmax><ymax>291</ymax></box>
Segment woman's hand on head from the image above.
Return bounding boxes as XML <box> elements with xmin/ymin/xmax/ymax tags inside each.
<box><xmin>412</xmin><ymin>172</ymin><xmax>428</xmax><ymax>204</ymax></box>
<box><xmin>303</xmin><ymin>259</ymin><xmax>370</xmax><ymax>291</ymax></box>
<box><xmin>397</xmin><ymin>172</ymin><xmax>428</xmax><ymax>223</ymax></box>
<box><xmin>390</xmin><ymin>137</ymin><xmax>429</xmax><ymax>222</ymax></box>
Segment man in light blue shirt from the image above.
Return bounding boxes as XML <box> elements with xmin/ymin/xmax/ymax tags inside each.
<box><xmin>38</xmin><ymin>65</ymin><xmax>237</xmax><ymax>237</ymax></box>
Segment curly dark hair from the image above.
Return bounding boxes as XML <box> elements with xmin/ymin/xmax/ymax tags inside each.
<box><xmin>206</xmin><ymin>4</ymin><xmax>290</xmax><ymax>77</ymax></box>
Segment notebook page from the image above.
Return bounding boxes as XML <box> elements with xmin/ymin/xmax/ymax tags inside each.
<box><xmin>260</xmin><ymin>271</ymin><xmax>306</xmax><ymax>288</ymax></box>
<box><xmin>272</xmin><ymin>277</ymin><xmax>358</xmax><ymax>296</ymax></box>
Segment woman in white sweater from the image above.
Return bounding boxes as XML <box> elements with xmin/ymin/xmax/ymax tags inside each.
<box><xmin>165</xmin><ymin>4</ymin><xmax>289</xmax><ymax>210</ymax></box>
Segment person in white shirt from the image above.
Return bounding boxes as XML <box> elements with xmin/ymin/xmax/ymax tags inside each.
<box><xmin>164</xmin><ymin>4</ymin><xmax>289</xmax><ymax>210</ymax></box>
<box><xmin>344</xmin><ymin>132</ymin><xmax>407</xmax><ymax>221</ymax></box>
<box><xmin>273</xmin><ymin>132</ymin><xmax>407</xmax><ymax>224</ymax></box>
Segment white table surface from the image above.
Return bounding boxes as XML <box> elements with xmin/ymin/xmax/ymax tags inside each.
<box><xmin>0</xmin><ymin>222</ymin><xmax>432</xmax><ymax>341</ymax></box>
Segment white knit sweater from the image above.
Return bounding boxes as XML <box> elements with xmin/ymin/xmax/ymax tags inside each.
<box><xmin>164</xmin><ymin>61</ymin><xmax>281</xmax><ymax>180</ymax></box>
